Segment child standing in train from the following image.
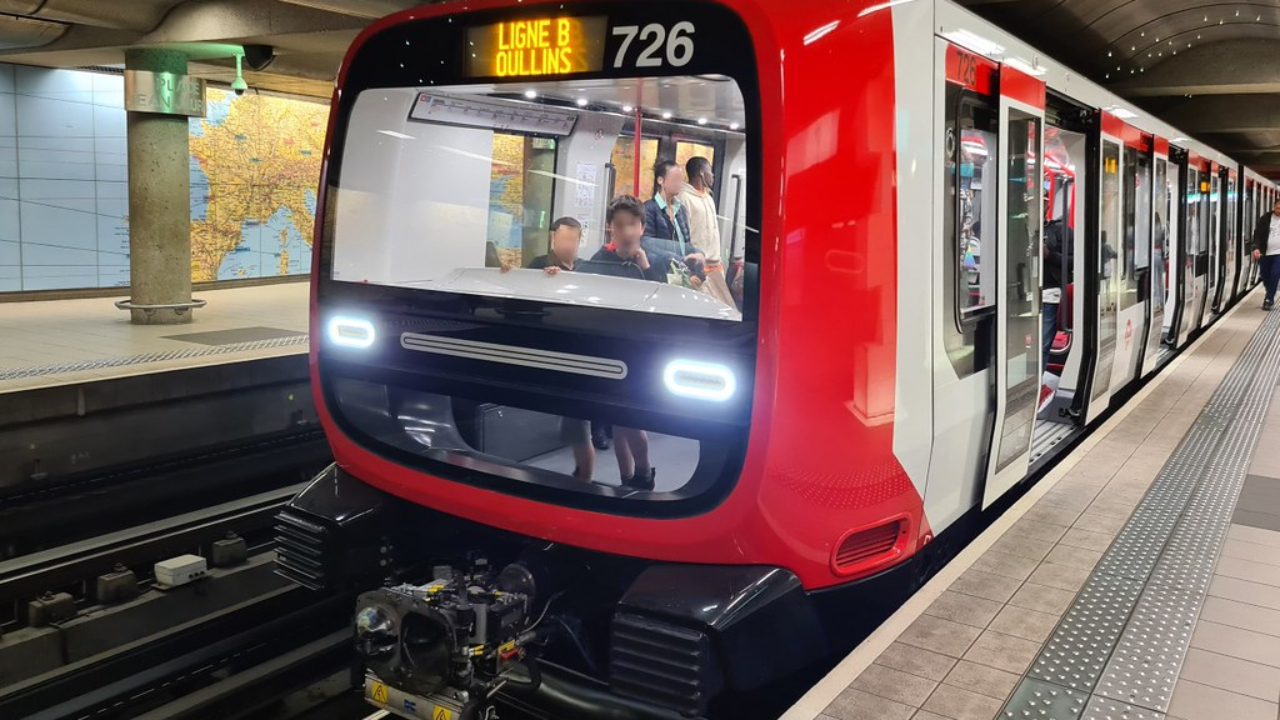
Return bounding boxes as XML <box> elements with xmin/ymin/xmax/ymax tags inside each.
<box><xmin>580</xmin><ymin>195</ymin><xmax>665</xmax><ymax>490</ymax></box>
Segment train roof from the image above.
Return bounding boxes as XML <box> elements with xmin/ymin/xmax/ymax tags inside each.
<box><xmin>934</xmin><ymin>0</ymin><xmax>1270</xmax><ymax>184</ymax></box>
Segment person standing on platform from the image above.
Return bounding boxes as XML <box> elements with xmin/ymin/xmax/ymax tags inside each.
<box><xmin>1251</xmin><ymin>199</ymin><xmax>1280</xmax><ymax>310</ymax></box>
<box><xmin>680</xmin><ymin>156</ymin><xmax>737</xmax><ymax>308</ymax></box>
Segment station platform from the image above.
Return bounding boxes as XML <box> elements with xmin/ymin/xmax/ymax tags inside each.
<box><xmin>786</xmin><ymin>292</ymin><xmax>1280</xmax><ymax>720</ymax></box>
<box><xmin>0</xmin><ymin>282</ymin><xmax>309</xmax><ymax>394</ymax></box>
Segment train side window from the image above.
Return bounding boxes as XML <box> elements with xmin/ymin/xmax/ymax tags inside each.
<box><xmin>675</xmin><ymin>141</ymin><xmax>715</xmax><ymax>176</ymax></box>
<box><xmin>611</xmin><ymin>134</ymin><xmax>660</xmax><ymax>200</ymax></box>
<box><xmin>951</xmin><ymin>96</ymin><xmax>999</xmax><ymax>322</ymax></box>
<box><xmin>942</xmin><ymin>85</ymin><xmax>998</xmax><ymax>377</ymax></box>
<box><xmin>1119</xmin><ymin>145</ymin><xmax>1149</xmax><ymax>310</ymax></box>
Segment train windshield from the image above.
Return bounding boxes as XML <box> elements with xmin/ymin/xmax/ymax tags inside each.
<box><xmin>329</xmin><ymin>76</ymin><xmax>750</xmax><ymax>322</ymax></box>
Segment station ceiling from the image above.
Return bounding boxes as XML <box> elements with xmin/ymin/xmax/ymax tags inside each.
<box><xmin>2</xmin><ymin>0</ymin><xmax>1277</xmax><ymax>177</ymax></box>
<box><xmin>957</xmin><ymin>0</ymin><xmax>1280</xmax><ymax>178</ymax></box>
<box><xmin>0</xmin><ymin>0</ymin><xmax>424</xmax><ymax>97</ymax></box>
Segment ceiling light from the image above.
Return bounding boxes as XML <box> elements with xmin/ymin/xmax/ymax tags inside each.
<box><xmin>697</xmin><ymin>117</ymin><xmax>708</xmax><ymax>125</ymax></box>
<box><xmin>576</xmin><ymin>97</ymin><xmax>588</xmax><ymax>107</ymax></box>
<box><xmin>524</xmin><ymin>89</ymin><xmax>537</xmax><ymax>99</ymax></box>
<box><xmin>622</xmin><ymin>104</ymin><xmax>633</xmax><ymax>113</ymax></box>
<box><xmin>729</xmin><ymin>122</ymin><xmax>740</xmax><ymax>130</ymax></box>
<box><xmin>662</xmin><ymin>111</ymin><xmax>673</xmax><ymax>120</ymax></box>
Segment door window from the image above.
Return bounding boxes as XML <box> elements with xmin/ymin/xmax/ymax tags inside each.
<box><xmin>995</xmin><ymin>108</ymin><xmax>1041</xmax><ymax>472</ymax></box>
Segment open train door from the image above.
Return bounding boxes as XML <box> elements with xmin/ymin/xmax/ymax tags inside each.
<box><xmin>1084</xmin><ymin>113</ymin><xmax>1123</xmax><ymax>424</ymax></box>
<box><xmin>1142</xmin><ymin>137</ymin><xmax>1173</xmax><ymax>377</ymax></box>
<box><xmin>983</xmin><ymin>65</ymin><xmax>1045</xmax><ymax>509</ymax></box>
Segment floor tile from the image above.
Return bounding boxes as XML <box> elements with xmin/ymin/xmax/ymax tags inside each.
<box><xmin>825</xmin><ymin>687</ymin><xmax>917</xmax><ymax>720</ymax></box>
<box><xmin>1232</xmin><ymin>510</ymin><xmax>1280</xmax><ymax>533</ymax></box>
<box><xmin>1071</xmin><ymin>510</ymin><xmax>1130</xmax><ymax>536</ymax></box>
<box><xmin>1008</xmin><ymin>582</ymin><xmax>1076</xmax><ymax>616</ymax></box>
<box><xmin>1166</xmin><ymin>679</ymin><xmax>1278</xmax><ymax>720</ymax></box>
<box><xmin>875</xmin><ymin>642</ymin><xmax>959</xmax><ymax>682</ymax></box>
<box><xmin>1178</xmin><ymin>648</ymin><xmax>1280</xmax><ymax>700</ymax></box>
<box><xmin>942</xmin><ymin>660</ymin><xmax>1020</xmax><ymax>701</ymax></box>
<box><xmin>1233</xmin><ymin>520</ymin><xmax>1280</xmax><ymax>543</ymax></box>
<box><xmin>924</xmin><ymin>591</ymin><xmax>1003</xmax><ymax>629</ymax></box>
<box><xmin>898</xmin><ymin>615</ymin><xmax>984</xmax><ymax>659</ymax></box>
<box><xmin>1024</xmin><ymin>504</ymin><xmax>1086</xmax><ymax>527</ymax></box>
<box><xmin>1208</xmin><ymin>576</ymin><xmax>1280</xmax><ymax>611</ymax></box>
<box><xmin>1191</xmin><ymin>621</ymin><xmax>1280</xmax><ymax>668</ymax></box>
<box><xmin>1026</xmin><ymin>562</ymin><xmax>1093</xmax><ymax>593</ymax></box>
<box><xmin>921</xmin><ymin>682</ymin><xmax>1005</xmax><ymax>720</ymax></box>
<box><xmin>1220</xmin><ymin>539</ymin><xmax>1280</xmax><ymax>567</ymax></box>
<box><xmin>852</xmin><ymin>663</ymin><xmax>939</xmax><ymax>707</ymax></box>
<box><xmin>910</xmin><ymin>712</ymin><xmax>952</xmax><ymax>720</ymax></box>
<box><xmin>1199</xmin><ymin>597</ymin><xmax>1280</xmax><ymax>638</ymax></box>
<box><xmin>962</xmin><ymin>631</ymin><xmax>1041</xmax><ymax>674</ymax></box>
<box><xmin>990</xmin><ymin>535</ymin><xmax>1055</xmax><ymax>562</ymax></box>
<box><xmin>1058</xmin><ymin>527</ymin><xmax>1117</xmax><ymax>552</ymax></box>
<box><xmin>1214</xmin><ymin>556</ymin><xmax>1280</xmax><ymax>589</ymax></box>
<box><xmin>1043</xmin><ymin>544</ymin><xmax>1104</xmax><ymax>571</ymax></box>
<box><xmin>1006</xmin><ymin>518</ymin><xmax>1070</xmax><ymax>544</ymax></box>
<box><xmin>986</xmin><ymin>604</ymin><xmax>1060</xmax><ymax>643</ymax></box>
<box><xmin>950</xmin><ymin>569</ymin><xmax>1023</xmax><ymax>604</ymax></box>
<box><xmin>970</xmin><ymin>550</ymin><xmax>1041</xmax><ymax>582</ymax></box>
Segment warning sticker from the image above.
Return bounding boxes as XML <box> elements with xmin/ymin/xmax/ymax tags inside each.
<box><xmin>369</xmin><ymin>681</ymin><xmax>389</xmax><ymax>704</ymax></box>
<box><xmin>432</xmin><ymin>707</ymin><xmax>453</xmax><ymax>720</ymax></box>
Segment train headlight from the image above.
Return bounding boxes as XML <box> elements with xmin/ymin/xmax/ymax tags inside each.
<box><xmin>663</xmin><ymin>360</ymin><xmax>737</xmax><ymax>402</ymax></box>
<box><xmin>328</xmin><ymin>315</ymin><xmax>376</xmax><ymax>349</ymax></box>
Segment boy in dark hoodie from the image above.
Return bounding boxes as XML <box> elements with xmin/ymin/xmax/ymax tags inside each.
<box><xmin>588</xmin><ymin>195</ymin><xmax>681</xmax><ymax>285</ymax></box>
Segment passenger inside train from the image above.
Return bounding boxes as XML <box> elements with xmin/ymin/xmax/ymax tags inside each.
<box><xmin>327</xmin><ymin>74</ymin><xmax>750</xmax><ymax>497</ymax></box>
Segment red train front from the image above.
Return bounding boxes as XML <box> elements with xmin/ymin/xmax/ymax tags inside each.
<box><xmin>278</xmin><ymin>1</ymin><xmax>934</xmax><ymax>718</ymax></box>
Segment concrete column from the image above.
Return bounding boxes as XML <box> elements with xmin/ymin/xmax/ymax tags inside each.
<box><xmin>125</xmin><ymin>48</ymin><xmax>193</xmax><ymax>325</ymax></box>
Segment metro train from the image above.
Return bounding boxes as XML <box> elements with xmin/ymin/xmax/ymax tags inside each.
<box><xmin>274</xmin><ymin>0</ymin><xmax>1279</xmax><ymax>718</ymax></box>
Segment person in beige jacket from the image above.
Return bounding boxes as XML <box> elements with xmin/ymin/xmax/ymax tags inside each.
<box><xmin>679</xmin><ymin>156</ymin><xmax>737</xmax><ymax>309</ymax></box>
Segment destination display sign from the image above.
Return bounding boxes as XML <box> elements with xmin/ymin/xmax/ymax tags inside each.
<box><xmin>464</xmin><ymin>16</ymin><xmax>607</xmax><ymax>78</ymax></box>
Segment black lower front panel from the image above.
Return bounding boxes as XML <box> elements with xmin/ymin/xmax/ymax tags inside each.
<box><xmin>278</xmin><ymin>464</ymin><xmax>923</xmax><ymax>719</ymax></box>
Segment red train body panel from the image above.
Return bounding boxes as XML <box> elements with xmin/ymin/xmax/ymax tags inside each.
<box><xmin>307</xmin><ymin>0</ymin><xmax>927</xmax><ymax>592</ymax></box>
<box><xmin>279</xmin><ymin>1</ymin><xmax>1279</xmax><ymax>717</ymax></box>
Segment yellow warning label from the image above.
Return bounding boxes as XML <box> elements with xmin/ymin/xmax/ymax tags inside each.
<box><xmin>369</xmin><ymin>681</ymin><xmax>389</xmax><ymax>704</ymax></box>
<box><xmin>432</xmin><ymin>707</ymin><xmax>453</xmax><ymax>720</ymax></box>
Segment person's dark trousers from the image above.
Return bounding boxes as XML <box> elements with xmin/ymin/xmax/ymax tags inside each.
<box><xmin>1041</xmin><ymin>301</ymin><xmax>1058</xmax><ymax>369</ymax></box>
<box><xmin>1263</xmin><ymin>255</ymin><xmax>1280</xmax><ymax>306</ymax></box>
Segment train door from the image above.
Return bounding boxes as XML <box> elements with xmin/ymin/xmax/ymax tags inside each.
<box><xmin>1109</xmin><ymin>131</ymin><xmax>1150</xmax><ymax>394</ymax></box>
<box><xmin>1247</xmin><ymin>179</ymin><xmax>1259</xmax><ymax>288</ymax></box>
<box><xmin>982</xmin><ymin>65</ymin><xmax>1043</xmax><ymax>508</ymax></box>
<box><xmin>1206</xmin><ymin>165</ymin><xmax>1222</xmax><ymax>314</ymax></box>
<box><xmin>1186</xmin><ymin>160</ymin><xmax>1207</xmax><ymax>333</ymax></box>
<box><xmin>1143</xmin><ymin>140</ymin><xmax>1171</xmax><ymax>376</ymax></box>
<box><xmin>1084</xmin><ymin>119</ymin><xmax>1121</xmax><ymax>423</ymax></box>
<box><xmin>1226</xmin><ymin>169</ymin><xmax>1239</xmax><ymax>304</ymax></box>
<box><xmin>1164</xmin><ymin>147</ymin><xmax>1187</xmax><ymax>346</ymax></box>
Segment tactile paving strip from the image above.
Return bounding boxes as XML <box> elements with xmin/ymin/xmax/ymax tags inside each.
<box><xmin>0</xmin><ymin>334</ymin><xmax>309</xmax><ymax>382</ymax></box>
<box><xmin>1002</xmin><ymin>307</ymin><xmax>1280</xmax><ymax>718</ymax></box>
<box><xmin>1029</xmin><ymin>574</ymin><xmax>1144</xmax><ymax>691</ymax></box>
<box><xmin>1095</xmin><ymin>583</ymin><xmax>1201</xmax><ymax>709</ymax></box>
<box><xmin>1002</xmin><ymin>677</ymin><xmax>1089</xmax><ymax>720</ymax></box>
<box><xmin>1081</xmin><ymin>695</ymin><xmax>1166</xmax><ymax>720</ymax></box>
